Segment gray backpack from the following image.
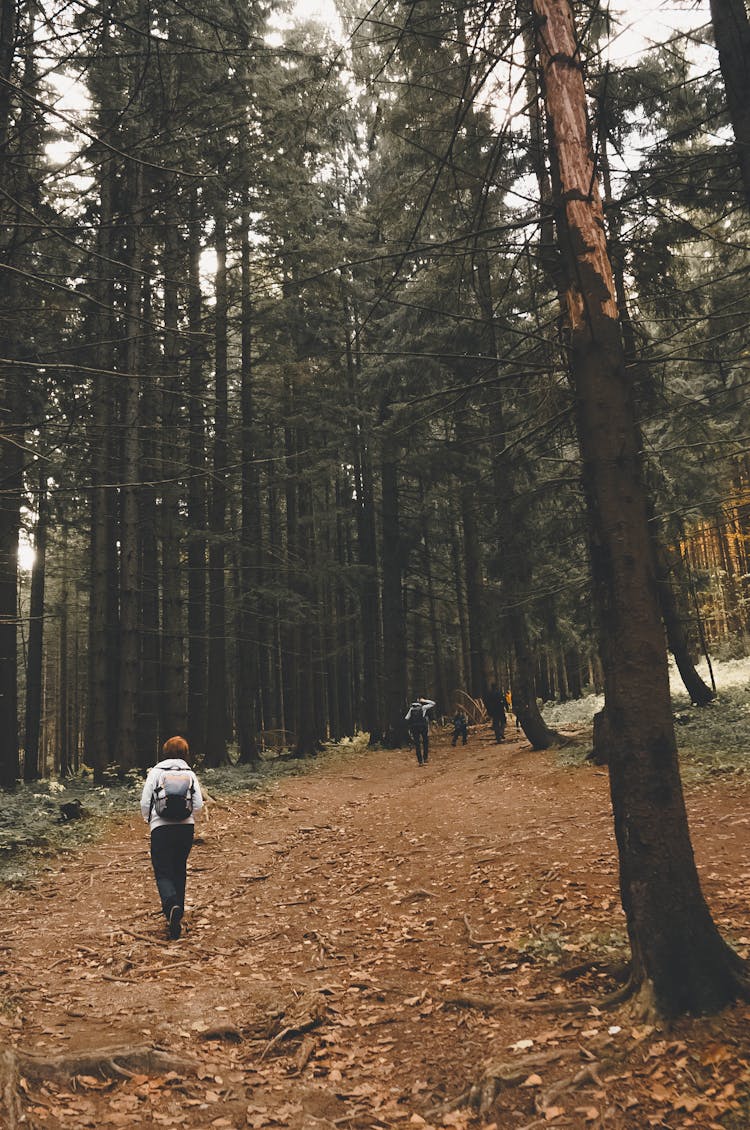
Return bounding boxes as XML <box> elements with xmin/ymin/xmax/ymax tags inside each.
<box><xmin>151</xmin><ymin>765</ymin><xmax>195</xmax><ymax>821</ymax></box>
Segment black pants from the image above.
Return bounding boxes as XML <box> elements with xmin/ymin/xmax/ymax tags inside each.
<box><xmin>150</xmin><ymin>823</ymin><xmax>194</xmax><ymax>919</ymax></box>
<box><xmin>491</xmin><ymin>715</ymin><xmax>506</xmax><ymax>742</ymax></box>
<box><xmin>410</xmin><ymin>725</ymin><xmax>429</xmax><ymax>763</ymax></box>
<box><xmin>452</xmin><ymin>727</ymin><xmax>467</xmax><ymax>746</ymax></box>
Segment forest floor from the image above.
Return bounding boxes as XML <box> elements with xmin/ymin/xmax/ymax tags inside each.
<box><xmin>3</xmin><ymin>723</ymin><xmax>750</xmax><ymax>1130</ymax></box>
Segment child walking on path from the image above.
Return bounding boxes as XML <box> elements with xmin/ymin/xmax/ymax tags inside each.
<box><xmin>140</xmin><ymin>736</ymin><xmax>204</xmax><ymax>940</ymax></box>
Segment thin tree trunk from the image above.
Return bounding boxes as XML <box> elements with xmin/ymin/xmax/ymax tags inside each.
<box><xmin>346</xmin><ymin>295</ymin><xmax>382</xmax><ymax>743</ymax></box>
<box><xmin>86</xmin><ymin>132</ymin><xmax>117</xmax><ymax>777</ymax></box>
<box><xmin>115</xmin><ymin>153</ymin><xmax>144</xmax><ymax>771</ymax></box>
<box><xmin>186</xmin><ymin>193</ymin><xmax>208</xmax><ymax>754</ymax></box>
<box><xmin>160</xmin><ymin>208</ymin><xmax>187</xmax><ymax>739</ymax></box>
<box><xmin>0</xmin><ymin>367</ymin><xmax>21</xmax><ymax>789</ymax></box>
<box><xmin>0</xmin><ymin>0</ymin><xmax>15</xmax><ymax>151</ymax></box>
<box><xmin>381</xmin><ymin>450</ymin><xmax>408</xmax><ymax>745</ymax></box>
<box><xmin>534</xmin><ymin>0</ymin><xmax>747</xmax><ymax>1016</ymax></box>
<box><xmin>24</xmin><ymin>470</ymin><xmax>46</xmax><ymax>781</ymax></box>
<box><xmin>460</xmin><ymin>486</ymin><xmax>485</xmax><ymax>698</ymax></box>
<box><xmin>139</xmin><ymin>273</ymin><xmax>161</xmax><ymax>765</ymax></box>
<box><xmin>237</xmin><ymin>203</ymin><xmax>260</xmax><ymax>763</ymax></box>
<box><xmin>59</xmin><ymin>526</ymin><xmax>70</xmax><ymax>777</ymax></box>
<box><xmin>204</xmin><ymin>204</ymin><xmax>229</xmax><ymax>767</ymax></box>
<box><xmin>450</xmin><ymin>518</ymin><xmax>471</xmax><ymax>692</ymax></box>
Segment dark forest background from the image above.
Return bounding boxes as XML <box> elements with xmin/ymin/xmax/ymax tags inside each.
<box><xmin>1</xmin><ymin>0</ymin><xmax>748</xmax><ymax>782</ymax></box>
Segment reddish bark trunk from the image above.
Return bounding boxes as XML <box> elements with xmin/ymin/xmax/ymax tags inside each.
<box><xmin>533</xmin><ymin>0</ymin><xmax>747</xmax><ymax>1016</ymax></box>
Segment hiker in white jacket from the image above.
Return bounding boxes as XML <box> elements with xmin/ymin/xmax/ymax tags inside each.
<box><xmin>405</xmin><ymin>697</ymin><xmax>436</xmax><ymax>766</ymax></box>
<box><xmin>140</xmin><ymin>736</ymin><xmax>204</xmax><ymax>940</ymax></box>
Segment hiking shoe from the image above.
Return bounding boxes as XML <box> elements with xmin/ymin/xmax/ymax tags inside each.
<box><xmin>168</xmin><ymin>905</ymin><xmax>183</xmax><ymax>940</ymax></box>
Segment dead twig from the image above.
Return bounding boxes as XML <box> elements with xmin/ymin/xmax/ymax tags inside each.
<box><xmin>537</xmin><ymin>1061</ymin><xmax>604</xmax><ymax>1111</ymax></box>
<box><xmin>463</xmin><ymin>914</ymin><xmax>504</xmax><ymax>946</ymax></box>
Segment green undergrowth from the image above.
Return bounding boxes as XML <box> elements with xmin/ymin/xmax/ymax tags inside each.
<box><xmin>516</xmin><ymin>925</ymin><xmax>629</xmax><ymax>967</ymax></box>
<box><xmin>0</xmin><ymin>733</ymin><xmax>372</xmax><ymax>887</ymax></box>
<box><xmin>546</xmin><ymin>667</ymin><xmax>750</xmax><ymax>783</ymax></box>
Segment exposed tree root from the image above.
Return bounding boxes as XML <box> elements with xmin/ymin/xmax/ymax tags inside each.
<box><xmin>1</xmin><ymin>1043</ymin><xmax>198</xmax><ymax>1127</ymax></box>
<box><xmin>260</xmin><ymin>991</ymin><xmax>329</xmax><ymax>1060</ymax></box>
<box><xmin>429</xmin><ymin>1050</ymin><xmax>567</xmax><ymax>1117</ymax></box>
<box><xmin>0</xmin><ymin>1051</ymin><xmax>21</xmax><ymax>1130</ymax></box>
<box><xmin>536</xmin><ymin>1061</ymin><xmax>604</xmax><ymax>1112</ymax></box>
<box><xmin>14</xmin><ymin>1044</ymin><xmax>196</xmax><ymax>1081</ymax></box>
<box><xmin>559</xmin><ymin>958</ymin><xmax>630</xmax><ymax>983</ymax></box>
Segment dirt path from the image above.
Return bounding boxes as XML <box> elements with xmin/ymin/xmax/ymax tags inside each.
<box><xmin>3</xmin><ymin>729</ymin><xmax>750</xmax><ymax>1129</ymax></box>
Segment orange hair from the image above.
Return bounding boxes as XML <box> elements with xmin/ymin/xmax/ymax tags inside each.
<box><xmin>162</xmin><ymin>735</ymin><xmax>190</xmax><ymax>760</ymax></box>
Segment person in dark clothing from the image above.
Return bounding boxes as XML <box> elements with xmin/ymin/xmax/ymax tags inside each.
<box><xmin>451</xmin><ymin>709</ymin><xmax>468</xmax><ymax>746</ymax></box>
<box><xmin>405</xmin><ymin>696</ymin><xmax>435</xmax><ymax>765</ymax></box>
<box><xmin>483</xmin><ymin>684</ymin><xmax>507</xmax><ymax>743</ymax></box>
<box><xmin>140</xmin><ymin>736</ymin><xmax>204</xmax><ymax>940</ymax></box>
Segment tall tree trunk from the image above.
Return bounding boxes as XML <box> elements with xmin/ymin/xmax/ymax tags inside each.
<box><xmin>419</xmin><ymin>486</ymin><xmax>447</xmax><ymax>712</ymax></box>
<box><xmin>86</xmin><ymin>140</ymin><xmax>118</xmax><ymax>776</ymax></box>
<box><xmin>186</xmin><ymin>193</ymin><xmax>208</xmax><ymax>754</ymax></box>
<box><xmin>0</xmin><ymin>367</ymin><xmax>21</xmax><ymax>789</ymax></box>
<box><xmin>24</xmin><ymin>469</ymin><xmax>46</xmax><ymax>781</ymax></box>
<box><xmin>534</xmin><ymin>0</ymin><xmax>747</xmax><ymax>1016</ymax></box>
<box><xmin>160</xmin><ymin>205</ymin><xmax>187</xmax><ymax>739</ymax></box>
<box><xmin>450</xmin><ymin>518</ymin><xmax>471</xmax><ymax>692</ymax></box>
<box><xmin>237</xmin><ymin>203</ymin><xmax>260</xmax><ymax>763</ymax></box>
<box><xmin>0</xmin><ymin>0</ymin><xmax>15</xmax><ymax>151</ymax></box>
<box><xmin>115</xmin><ymin>154</ymin><xmax>144</xmax><ymax>771</ymax></box>
<box><xmin>709</xmin><ymin>0</ymin><xmax>750</xmax><ymax>212</ymax></box>
<box><xmin>205</xmin><ymin>204</ymin><xmax>229</xmax><ymax>767</ymax></box>
<box><xmin>59</xmin><ymin>526</ymin><xmax>70</xmax><ymax>777</ymax></box>
<box><xmin>381</xmin><ymin>448</ymin><xmax>408</xmax><ymax>745</ymax></box>
<box><xmin>139</xmin><ymin>274</ymin><xmax>160</xmax><ymax>765</ymax></box>
<box><xmin>0</xmin><ymin>0</ymin><xmax>23</xmax><ymax>788</ymax></box>
<box><xmin>460</xmin><ymin>486</ymin><xmax>485</xmax><ymax>698</ymax></box>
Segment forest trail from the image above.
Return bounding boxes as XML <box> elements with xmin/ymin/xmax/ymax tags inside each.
<box><xmin>3</xmin><ymin>728</ymin><xmax>750</xmax><ymax>1129</ymax></box>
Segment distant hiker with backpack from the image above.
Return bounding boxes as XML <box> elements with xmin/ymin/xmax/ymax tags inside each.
<box><xmin>451</xmin><ymin>708</ymin><xmax>469</xmax><ymax>746</ymax></box>
<box><xmin>405</xmin><ymin>696</ymin><xmax>436</xmax><ymax>766</ymax></box>
<box><xmin>140</xmin><ymin>736</ymin><xmax>204</xmax><ymax>940</ymax></box>
<box><xmin>484</xmin><ymin>684</ymin><xmax>507</xmax><ymax>743</ymax></box>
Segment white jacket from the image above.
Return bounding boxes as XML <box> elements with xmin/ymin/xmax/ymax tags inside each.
<box><xmin>140</xmin><ymin>758</ymin><xmax>204</xmax><ymax>830</ymax></box>
<box><xmin>405</xmin><ymin>698</ymin><xmax>435</xmax><ymax>724</ymax></box>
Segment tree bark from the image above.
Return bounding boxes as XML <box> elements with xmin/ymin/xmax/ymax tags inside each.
<box><xmin>534</xmin><ymin>0</ymin><xmax>747</xmax><ymax>1016</ymax></box>
<box><xmin>460</xmin><ymin>486</ymin><xmax>485</xmax><ymax>699</ymax></box>
<box><xmin>114</xmin><ymin>153</ymin><xmax>144</xmax><ymax>772</ymax></box>
<box><xmin>186</xmin><ymin>192</ymin><xmax>208</xmax><ymax>754</ymax></box>
<box><xmin>237</xmin><ymin>203</ymin><xmax>260</xmax><ymax>763</ymax></box>
<box><xmin>86</xmin><ymin>133</ymin><xmax>118</xmax><ymax>777</ymax></box>
<box><xmin>709</xmin><ymin>0</ymin><xmax>750</xmax><ymax>212</ymax></box>
<box><xmin>381</xmin><ymin>449</ymin><xmax>408</xmax><ymax>746</ymax></box>
<box><xmin>204</xmin><ymin>204</ymin><xmax>229</xmax><ymax>767</ymax></box>
<box><xmin>160</xmin><ymin>206</ymin><xmax>187</xmax><ymax>740</ymax></box>
<box><xmin>24</xmin><ymin>469</ymin><xmax>46</xmax><ymax>781</ymax></box>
